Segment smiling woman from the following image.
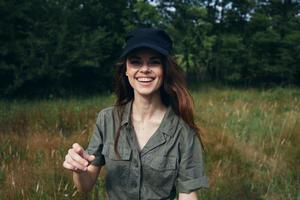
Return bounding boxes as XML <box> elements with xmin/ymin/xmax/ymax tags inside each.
<box><xmin>126</xmin><ymin>49</ymin><xmax>164</xmax><ymax>97</ymax></box>
<box><xmin>63</xmin><ymin>28</ymin><xmax>208</xmax><ymax>200</ymax></box>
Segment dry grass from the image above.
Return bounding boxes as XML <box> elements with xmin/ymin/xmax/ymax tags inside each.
<box><xmin>0</xmin><ymin>87</ymin><xmax>299</xmax><ymax>199</ymax></box>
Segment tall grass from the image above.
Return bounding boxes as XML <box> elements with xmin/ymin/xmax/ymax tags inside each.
<box><xmin>193</xmin><ymin>87</ymin><xmax>300</xmax><ymax>200</ymax></box>
<box><xmin>0</xmin><ymin>87</ymin><xmax>299</xmax><ymax>199</ymax></box>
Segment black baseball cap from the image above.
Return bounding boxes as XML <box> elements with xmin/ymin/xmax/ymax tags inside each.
<box><xmin>120</xmin><ymin>28</ymin><xmax>173</xmax><ymax>58</ymax></box>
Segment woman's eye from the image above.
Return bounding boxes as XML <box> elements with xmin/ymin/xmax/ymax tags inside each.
<box><xmin>130</xmin><ymin>60</ymin><xmax>141</xmax><ymax>66</ymax></box>
<box><xmin>150</xmin><ymin>60</ymin><xmax>161</xmax><ymax>66</ymax></box>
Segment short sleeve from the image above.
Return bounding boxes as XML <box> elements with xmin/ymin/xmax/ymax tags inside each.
<box><xmin>176</xmin><ymin>130</ymin><xmax>209</xmax><ymax>193</ymax></box>
<box><xmin>85</xmin><ymin>112</ymin><xmax>106</xmax><ymax>166</ymax></box>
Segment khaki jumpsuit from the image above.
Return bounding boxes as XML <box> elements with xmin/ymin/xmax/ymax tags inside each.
<box><xmin>86</xmin><ymin>101</ymin><xmax>208</xmax><ymax>200</ymax></box>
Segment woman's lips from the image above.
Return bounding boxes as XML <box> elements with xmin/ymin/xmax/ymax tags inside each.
<box><xmin>136</xmin><ymin>77</ymin><xmax>155</xmax><ymax>86</ymax></box>
<box><xmin>136</xmin><ymin>77</ymin><xmax>155</xmax><ymax>82</ymax></box>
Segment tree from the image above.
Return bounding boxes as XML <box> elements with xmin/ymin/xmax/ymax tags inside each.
<box><xmin>0</xmin><ymin>0</ymin><xmax>129</xmax><ymax>97</ymax></box>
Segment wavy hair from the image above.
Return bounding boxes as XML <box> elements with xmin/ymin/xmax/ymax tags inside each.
<box><xmin>114</xmin><ymin>55</ymin><xmax>203</xmax><ymax>155</ymax></box>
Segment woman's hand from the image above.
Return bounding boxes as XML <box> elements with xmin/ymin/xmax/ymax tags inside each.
<box><xmin>63</xmin><ymin>143</ymin><xmax>100</xmax><ymax>192</ymax></box>
<box><xmin>63</xmin><ymin>143</ymin><xmax>95</xmax><ymax>173</ymax></box>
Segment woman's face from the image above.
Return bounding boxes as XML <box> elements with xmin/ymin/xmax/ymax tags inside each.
<box><xmin>126</xmin><ymin>48</ymin><xmax>164</xmax><ymax>97</ymax></box>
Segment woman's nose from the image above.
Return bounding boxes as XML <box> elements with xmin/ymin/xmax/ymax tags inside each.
<box><xmin>140</xmin><ymin>64</ymin><xmax>151</xmax><ymax>72</ymax></box>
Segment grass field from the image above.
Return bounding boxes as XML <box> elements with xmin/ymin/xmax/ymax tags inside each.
<box><xmin>0</xmin><ymin>87</ymin><xmax>299</xmax><ymax>199</ymax></box>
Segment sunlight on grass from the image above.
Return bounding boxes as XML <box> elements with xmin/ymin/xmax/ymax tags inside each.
<box><xmin>0</xmin><ymin>87</ymin><xmax>299</xmax><ymax>199</ymax></box>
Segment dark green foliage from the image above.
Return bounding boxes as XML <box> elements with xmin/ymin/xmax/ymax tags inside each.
<box><xmin>0</xmin><ymin>0</ymin><xmax>299</xmax><ymax>98</ymax></box>
<box><xmin>0</xmin><ymin>0</ymin><xmax>129</xmax><ymax>97</ymax></box>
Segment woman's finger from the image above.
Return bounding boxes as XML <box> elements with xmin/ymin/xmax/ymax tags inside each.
<box><xmin>71</xmin><ymin>143</ymin><xmax>94</xmax><ymax>163</ymax></box>
<box><xmin>65</xmin><ymin>154</ymin><xmax>87</xmax><ymax>171</ymax></box>
<box><xmin>63</xmin><ymin>161</ymin><xmax>85</xmax><ymax>173</ymax></box>
<box><xmin>72</xmin><ymin>143</ymin><xmax>84</xmax><ymax>154</ymax></box>
<box><xmin>63</xmin><ymin>160</ymin><xmax>75</xmax><ymax>170</ymax></box>
<box><xmin>82</xmin><ymin>152</ymin><xmax>95</xmax><ymax>162</ymax></box>
<box><xmin>68</xmin><ymin>148</ymin><xmax>89</xmax><ymax>167</ymax></box>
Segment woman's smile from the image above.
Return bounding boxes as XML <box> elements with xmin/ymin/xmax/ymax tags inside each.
<box><xmin>126</xmin><ymin>49</ymin><xmax>163</xmax><ymax>96</ymax></box>
<box><xmin>135</xmin><ymin>76</ymin><xmax>156</xmax><ymax>86</ymax></box>
<box><xmin>136</xmin><ymin>77</ymin><xmax>155</xmax><ymax>82</ymax></box>
<box><xmin>134</xmin><ymin>74</ymin><xmax>160</xmax><ymax>90</ymax></box>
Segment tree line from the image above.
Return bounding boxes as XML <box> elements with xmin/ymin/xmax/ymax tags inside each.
<box><xmin>1</xmin><ymin>0</ymin><xmax>299</xmax><ymax>98</ymax></box>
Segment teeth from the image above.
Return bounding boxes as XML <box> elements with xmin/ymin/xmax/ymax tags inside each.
<box><xmin>137</xmin><ymin>77</ymin><xmax>154</xmax><ymax>82</ymax></box>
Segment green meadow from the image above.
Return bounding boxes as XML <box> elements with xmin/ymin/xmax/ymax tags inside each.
<box><xmin>0</xmin><ymin>87</ymin><xmax>299</xmax><ymax>200</ymax></box>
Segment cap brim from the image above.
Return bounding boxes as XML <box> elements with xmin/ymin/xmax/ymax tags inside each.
<box><xmin>120</xmin><ymin>42</ymin><xmax>169</xmax><ymax>58</ymax></box>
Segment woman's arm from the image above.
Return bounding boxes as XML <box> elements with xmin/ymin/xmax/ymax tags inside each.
<box><xmin>73</xmin><ymin>164</ymin><xmax>101</xmax><ymax>192</ymax></box>
<box><xmin>178</xmin><ymin>192</ymin><xmax>198</xmax><ymax>200</ymax></box>
<box><xmin>63</xmin><ymin>143</ymin><xmax>101</xmax><ymax>192</ymax></box>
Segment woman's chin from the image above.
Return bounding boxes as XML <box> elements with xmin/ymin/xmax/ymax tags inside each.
<box><xmin>134</xmin><ymin>88</ymin><xmax>160</xmax><ymax>97</ymax></box>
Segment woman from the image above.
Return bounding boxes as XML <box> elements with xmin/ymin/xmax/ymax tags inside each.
<box><xmin>63</xmin><ymin>28</ymin><xmax>208</xmax><ymax>200</ymax></box>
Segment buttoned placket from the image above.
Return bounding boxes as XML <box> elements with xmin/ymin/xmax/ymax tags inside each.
<box><xmin>127</xmin><ymin>123</ymin><xmax>172</xmax><ymax>200</ymax></box>
<box><xmin>120</xmin><ymin>101</ymin><xmax>176</xmax><ymax>199</ymax></box>
<box><xmin>126</xmin><ymin>123</ymin><xmax>142</xmax><ymax>200</ymax></box>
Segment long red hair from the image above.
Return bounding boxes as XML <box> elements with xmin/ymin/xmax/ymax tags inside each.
<box><xmin>114</xmin><ymin>55</ymin><xmax>203</xmax><ymax>155</ymax></box>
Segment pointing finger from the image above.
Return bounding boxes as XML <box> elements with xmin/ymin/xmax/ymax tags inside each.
<box><xmin>68</xmin><ymin>148</ymin><xmax>89</xmax><ymax>167</ymax></box>
<box><xmin>65</xmin><ymin>154</ymin><xmax>88</xmax><ymax>171</ymax></box>
<box><xmin>72</xmin><ymin>143</ymin><xmax>83</xmax><ymax>154</ymax></box>
<box><xmin>63</xmin><ymin>160</ymin><xmax>86</xmax><ymax>173</ymax></box>
<box><xmin>82</xmin><ymin>152</ymin><xmax>95</xmax><ymax>162</ymax></box>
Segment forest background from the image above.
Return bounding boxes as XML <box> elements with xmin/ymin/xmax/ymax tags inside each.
<box><xmin>1</xmin><ymin>0</ymin><xmax>300</xmax><ymax>98</ymax></box>
<box><xmin>0</xmin><ymin>0</ymin><xmax>300</xmax><ymax>199</ymax></box>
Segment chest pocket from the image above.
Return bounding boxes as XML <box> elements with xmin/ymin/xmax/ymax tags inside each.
<box><xmin>102</xmin><ymin>144</ymin><xmax>132</xmax><ymax>189</ymax></box>
<box><xmin>102</xmin><ymin>144</ymin><xmax>132</xmax><ymax>161</ymax></box>
<box><xmin>144</xmin><ymin>156</ymin><xmax>178</xmax><ymax>194</ymax></box>
<box><xmin>148</xmin><ymin>156</ymin><xmax>177</xmax><ymax>171</ymax></box>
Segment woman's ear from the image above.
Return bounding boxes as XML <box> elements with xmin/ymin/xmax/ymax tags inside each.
<box><xmin>125</xmin><ymin>72</ymin><xmax>128</xmax><ymax>76</ymax></box>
